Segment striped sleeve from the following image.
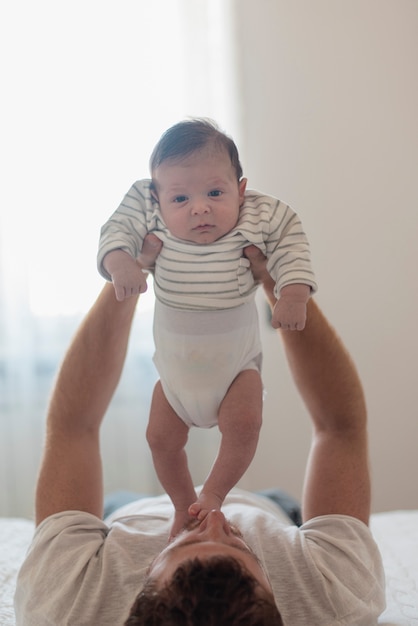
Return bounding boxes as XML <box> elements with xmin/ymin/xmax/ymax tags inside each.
<box><xmin>97</xmin><ymin>180</ymin><xmax>156</xmax><ymax>280</ymax></box>
<box><xmin>267</xmin><ymin>199</ymin><xmax>317</xmax><ymax>296</ymax></box>
<box><xmin>235</xmin><ymin>191</ymin><xmax>317</xmax><ymax>296</ymax></box>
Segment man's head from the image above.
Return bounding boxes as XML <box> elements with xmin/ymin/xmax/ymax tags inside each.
<box><xmin>149</xmin><ymin>118</ymin><xmax>247</xmax><ymax>244</ymax></box>
<box><xmin>124</xmin><ymin>510</ymin><xmax>283</xmax><ymax>625</ymax></box>
<box><xmin>125</xmin><ymin>556</ymin><xmax>283</xmax><ymax>625</ymax></box>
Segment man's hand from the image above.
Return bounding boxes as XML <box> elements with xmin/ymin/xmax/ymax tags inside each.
<box><xmin>103</xmin><ymin>234</ymin><xmax>163</xmax><ymax>301</ymax></box>
<box><xmin>136</xmin><ymin>233</ymin><xmax>163</xmax><ymax>271</ymax></box>
<box><xmin>243</xmin><ymin>245</ymin><xmax>276</xmax><ymax>307</ymax></box>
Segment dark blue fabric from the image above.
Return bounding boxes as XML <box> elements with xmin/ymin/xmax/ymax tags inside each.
<box><xmin>104</xmin><ymin>488</ymin><xmax>302</xmax><ymax>526</ymax></box>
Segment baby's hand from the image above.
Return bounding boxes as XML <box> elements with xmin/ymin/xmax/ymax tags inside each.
<box><xmin>188</xmin><ymin>492</ymin><xmax>223</xmax><ymax>521</ymax></box>
<box><xmin>103</xmin><ymin>235</ymin><xmax>163</xmax><ymax>302</ymax></box>
<box><xmin>113</xmin><ymin>264</ymin><xmax>148</xmax><ymax>301</ymax></box>
<box><xmin>104</xmin><ymin>250</ymin><xmax>148</xmax><ymax>301</ymax></box>
<box><xmin>272</xmin><ymin>284</ymin><xmax>311</xmax><ymax>330</ymax></box>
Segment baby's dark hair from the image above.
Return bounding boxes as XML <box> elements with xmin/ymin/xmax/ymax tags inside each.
<box><xmin>124</xmin><ymin>555</ymin><xmax>283</xmax><ymax>626</ymax></box>
<box><xmin>149</xmin><ymin>118</ymin><xmax>243</xmax><ymax>181</ymax></box>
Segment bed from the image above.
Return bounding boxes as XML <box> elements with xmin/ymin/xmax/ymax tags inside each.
<box><xmin>1</xmin><ymin>511</ymin><xmax>417</xmax><ymax>625</ymax></box>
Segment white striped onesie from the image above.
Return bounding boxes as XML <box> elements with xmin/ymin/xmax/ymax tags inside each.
<box><xmin>98</xmin><ymin>179</ymin><xmax>317</xmax><ymax>427</ymax></box>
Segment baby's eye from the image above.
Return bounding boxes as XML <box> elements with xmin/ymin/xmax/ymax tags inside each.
<box><xmin>173</xmin><ymin>195</ymin><xmax>188</xmax><ymax>203</ymax></box>
<box><xmin>208</xmin><ymin>190</ymin><xmax>222</xmax><ymax>197</ymax></box>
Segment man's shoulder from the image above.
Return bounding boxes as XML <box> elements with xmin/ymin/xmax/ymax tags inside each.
<box><xmin>299</xmin><ymin>514</ymin><xmax>383</xmax><ymax>569</ymax></box>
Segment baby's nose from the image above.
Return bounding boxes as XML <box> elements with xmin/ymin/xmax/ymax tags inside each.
<box><xmin>191</xmin><ymin>198</ymin><xmax>210</xmax><ymax>214</ymax></box>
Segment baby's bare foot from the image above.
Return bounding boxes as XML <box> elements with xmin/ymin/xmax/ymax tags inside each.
<box><xmin>169</xmin><ymin>509</ymin><xmax>193</xmax><ymax>541</ymax></box>
<box><xmin>188</xmin><ymin>492</ymin><xmax>223</xmax><ymax>520</ymax></box>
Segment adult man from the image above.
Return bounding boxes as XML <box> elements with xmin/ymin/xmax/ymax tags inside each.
<box><xmin>14</xmin><ymin>241</ymin><xmax>385</xmax><ymax>625</ymax></box>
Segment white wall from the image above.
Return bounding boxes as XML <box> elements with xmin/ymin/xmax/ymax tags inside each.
<box><xmin>230</xmin><ymin>0</ymin><xmax>418</xmax><ymax>512</ymax></box>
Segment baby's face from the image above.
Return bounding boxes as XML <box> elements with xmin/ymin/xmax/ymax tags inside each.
<box><xmin>151</xmin><ymin>147</ymin><xmax>247</xmax><ymax>244</ymax></box>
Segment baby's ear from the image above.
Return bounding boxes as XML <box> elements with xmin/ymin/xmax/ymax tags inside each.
<box><xmin>238</xmin><ymin>177</ymin><xmax>247</xmax><ymax>206</ymax></box>
<box><xmin>150</xmin><ymin>182</ymin><xmax>159</xmax><ymax>202</ymax></box>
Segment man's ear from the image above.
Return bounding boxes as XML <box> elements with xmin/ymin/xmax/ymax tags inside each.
<box><xmin>238</xmin><ymin>177</ymin><xmax>248</xmax><ymax>206</ymax></box>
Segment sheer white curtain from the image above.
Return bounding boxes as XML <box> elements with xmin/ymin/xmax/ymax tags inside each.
<box><xmin>0</xmin><ymin>0</ymin><xmax>240</xmax><ymax>517</ymax></box>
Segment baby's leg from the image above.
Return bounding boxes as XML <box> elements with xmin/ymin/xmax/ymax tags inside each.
<box><xmin>146</xmin><ymin>381</ymin><xmax>197</xmax><ymax>538</ymax></box>
<box><xmin>189</xmin><ymin>369</ymin><xmax>263</xmax><ymax>520</ymax></box>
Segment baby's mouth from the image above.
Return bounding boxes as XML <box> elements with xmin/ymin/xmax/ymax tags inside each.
<box><xmin>193</xmin><ymin>224</ymin><xmax>214</xmax><ymax>231</ymax></box>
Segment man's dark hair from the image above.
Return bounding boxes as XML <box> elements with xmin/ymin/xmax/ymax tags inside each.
<box><xmin>149</xmin><ymin>118</ymin><xmax>243</xmax><ymax>181</ymax></box>
<box><xmin>124</xmin><ymin>556</ymin><xmax>283</xmax><ymax>625</ymax></box>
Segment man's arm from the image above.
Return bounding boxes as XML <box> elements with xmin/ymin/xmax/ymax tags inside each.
<box><xmin>35</xmin><ymin>283</ymin><xmax>139</xmax><ymax>525</ymax></box>
<box><xmin>244</xmin><ymin>246</ymin><xmax>371</xmax><ymax>525</ymax></box>
<box><xmin>35</xmin><ymin>235</ymin><xmax>162</xmax><ymax>526</ymax></box>
<box><xmin>281</xmin><ymin>299</ymin><xmax>370</xmax><ymax>525</ymax></box>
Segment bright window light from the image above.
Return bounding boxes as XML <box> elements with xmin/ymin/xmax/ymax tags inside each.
<box><xmin>0</xmin><ymin>0</ymin><xmax>191</xmax><ymax>316</ymax></box>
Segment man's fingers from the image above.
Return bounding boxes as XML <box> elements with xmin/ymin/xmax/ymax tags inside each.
<box><xmin>243</xmin><ymin>245</ymin><xmax>268</xmax><ymax>280</ymax></box>
<box><xmin>243</xmin><ymin>244</ymin><xmax>266</xmax><ymax>263</ymax></box>
<box><xmin>137</xmin><ymin>233</ymin><xmax>163</xmax><ymax>269</ymax></box>
<box><xmin>243</xmin><ymin>245</ymin><xmax>276</xmax><ymax>301</ymax></box>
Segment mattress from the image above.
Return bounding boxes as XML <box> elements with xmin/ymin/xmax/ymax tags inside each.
<box><xmin>0</xmin><ymin>518</ymin><xmax>34</xmax><ymax>626</ymax></box>
<box><xmin>1</xmin><ymin>511</ymin><xmax>417</xmax><ymax>625</ymax></box>
<box><xmin>371</xmin><ymin>510</ymin><xmax>418</xmax><ymax>625</ymax></box>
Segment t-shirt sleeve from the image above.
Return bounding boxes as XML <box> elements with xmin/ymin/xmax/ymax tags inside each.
<box><xmin>302</xmin><ymin>515</ymin><xmax>386</xmax><ymax>624</ymax></box>
<box><xmin>14</xmin><ymin>511</ymin><xmax>109</xmax><ymax>626</ymax></box>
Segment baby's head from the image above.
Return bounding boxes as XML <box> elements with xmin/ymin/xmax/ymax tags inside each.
<box><xmin>149</xmin><ymin>118</ymin><xmax>243</xmax><ymax>181</ymax></box>
<box><xmin>150</xmin><ymin>119</ymin><xmax>247</xmax><ymax>244</ymax></box>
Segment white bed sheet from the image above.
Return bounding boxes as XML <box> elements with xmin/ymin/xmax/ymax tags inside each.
<box><xmin>1</xmin><ymin>511</ymin><xmax>417</xmax><ymax>625</ymax></box>
<box><xmin>0</xmin><ymin>518</ymin><xmax>34</xmax><ymax>626</ymax></box>
<box><xmin>372</xmin><ymin>510</ymin><xmax>418</xmax><ymax>625</ymax></box>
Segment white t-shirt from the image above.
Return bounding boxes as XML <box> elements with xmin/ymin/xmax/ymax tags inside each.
<box><xmin>14</xmin><ymin>489</ymin><xmax>385</xmax><ymax>626</ymax></box>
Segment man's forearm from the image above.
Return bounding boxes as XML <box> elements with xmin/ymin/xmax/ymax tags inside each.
<box><xmin>279</xmin><ymin>299</ymin><xmax>367</xmax><ymax>434</ymax></box>
<box><xmin>35</xmin><ymin>235</ymin><xmax>161</xmax><ymax>524</ymax></box>
<box><xmin>254</xmin><ymin>251</ymin><xmax>366</xmax><ymax>433</ymax></box>
<box><xmin>46</xmin><ymin>282</ymin><xmax>139</xmax><ymax>435</ymax></box>
<box><xmin>286</xmin><ymin>300</ymin><xmax>371</xmax><ymax>523</ymax></box>
<box><xmin>249</xmin><ymin>243</ymin><xmax>371</xmax><ymax>522</ymax></box>
<box><xmin>272</xmin><ymin>292</ymin><xmax>371</xmax><ymax>523</ymax></box>
<box><xmin>35</xmin><ymin>283</ymin><xmax>140</xmax><ymax>523</ymax></box>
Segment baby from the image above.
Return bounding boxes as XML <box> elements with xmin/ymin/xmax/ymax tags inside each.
<box><xmin>98</xmin><ymin>118</ymin><xmax>317</xmax><ymax>537</ymax></box>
